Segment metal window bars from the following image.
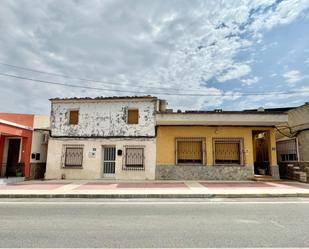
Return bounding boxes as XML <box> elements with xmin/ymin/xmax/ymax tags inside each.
<box><xmin>123</xmin><ymin>146</ymin><xmax>145</xmax><ymax>171</ymax></box>
<box><xmin>62</xmin><ymin>145</ymin><xmax>84</xmax><ymax>168</ymax></box>
<box><xmin>175</xmin><ymin>138</ymin><xmax>205</xmax><ymax>165</ymax></box>
<box><xmin>213</xmin><ymin>138</ymin><xmax>244</xmax><ymax>165</ymax></box>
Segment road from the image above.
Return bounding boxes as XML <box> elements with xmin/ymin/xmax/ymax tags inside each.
<box><xmin>0</xmin><ymin>198</ymin><xmax>309</xmax><ymax>248</ymax></box>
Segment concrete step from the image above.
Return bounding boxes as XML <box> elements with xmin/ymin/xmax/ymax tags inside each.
<box><xmin>0</xmin><ymin>177</ymin><xmax>25</xmax><ymax>185</ymax></box>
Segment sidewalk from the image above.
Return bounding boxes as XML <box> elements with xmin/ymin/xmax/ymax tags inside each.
<box><xmin>0</xmin><ymin>179</ymin><xmax>309</xmax><ymax>198</ymax></box>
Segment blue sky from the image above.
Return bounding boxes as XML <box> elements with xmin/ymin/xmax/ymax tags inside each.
<box><xmin>0</xmin><ymin>0</ymin><xmax>308</xmax><ymax>114</ymax></box>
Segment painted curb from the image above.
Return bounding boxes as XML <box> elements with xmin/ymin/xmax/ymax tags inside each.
<box><xmin>0</xmin><ymin>193</ymin><xmax>309</xmax><ymax>198</ymax></box>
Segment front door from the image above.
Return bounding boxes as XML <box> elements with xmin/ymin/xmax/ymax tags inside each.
<box><xmin>102</xmin><ymin>147</ymin><xmax>116</xmax><ymax>178</ymax></box>
<box><xmin>6</xmin><ymin>139</ymin><xmax>21</xmax><ymax>177</ymax></box>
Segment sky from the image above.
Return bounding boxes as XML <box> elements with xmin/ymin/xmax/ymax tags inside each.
<box><xmin>0</xmin><ymin>0</ymin><xmax>309</xmax><ymax>114</ymax></box>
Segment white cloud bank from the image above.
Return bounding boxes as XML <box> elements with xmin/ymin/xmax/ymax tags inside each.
<box><xmin>0</xmin><ymin>0</ymin><xmax>308</xmax><ymax>113</ymax></box>
<box><xmin>283</xmin><ymin>70</ymin><xmax>304</xmax><ymax>84</ymax></box>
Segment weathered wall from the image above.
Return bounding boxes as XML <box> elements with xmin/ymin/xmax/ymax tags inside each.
<box><xmin>298</xmin><ymin>130</ymin><xmax>309</xmax><ymax>161</ymax></box>
<box><xmin>276</xmin><ymin>103</ymin><xmax>309</xmax><ymax>162</ymax></box>
<box><xmin>33</xmin><ymin>115</ymin><xmax>50</xmax><ymax>129</ymax></box>
<box><xmin>51</xmin><ymin>100</ymin><xmax>157</xmax><ymax>137</ymax></box>
<box><xmin>288</xmin><ymin>103</ymin><xmax>309</xmax><ymax>132</ymax></box>
<box><xmin>30</xmin><ymin>130</ymin><xmax>48</xmax><ymax>163</ymax></box>
<box><xmin>45</xmin><ymin>138</ymin><xmax>156</xmax><ymax>180</ymax></box>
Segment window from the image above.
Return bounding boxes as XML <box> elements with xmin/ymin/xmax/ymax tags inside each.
<box><xmin>127</xmin><ymin>109</ymin><xmax>139</xmax><ymax>124</ymax></box>
<box><xmin>214</xmin><ymin>138</ymin><xmax>243</xmax><ymax>165</ymax></box>
<box><xmin>277</xmin><ymin>139</ymin><xmax>298</xmax><ymax>162</ymax></box>
<box><xmin>176</xmin><ymin>138</ymin><xmax>205</xmax><ymax>164</ymax></box>
<box><xmin>64</xmin><ymin>145</ymin><xmax>83</xmax><ymax>167</ymax></box>
<box><xmin>124</xmin><ymin>146</ymin><xmax>144</xmax><ymax>170</ymax></box>
<box><xmin>69</xmin><ymin>110</ymin><xmax>79</xmax><ymax>125</ymax></box>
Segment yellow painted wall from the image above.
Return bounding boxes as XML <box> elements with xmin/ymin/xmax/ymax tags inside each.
<box><xmin>156</xmin><ymin>126</ymin><xmax>278</xmax><ymax>167</ymax></box>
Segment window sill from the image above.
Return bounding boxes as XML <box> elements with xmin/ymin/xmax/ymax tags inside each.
<box><xmin>214</xmin><ymin>164</ymin><xmax>244</xmax><ymax>167</ymax></box>
<box><xmin>62</xmin><ymin>166</ymin><xmax>83</xmax><ymax>169</ymax></box>
<box><xmin>176</xmin><ymin>163</ymin><xmax>205</xmax><ymax>166</ymax></box>
<box><xmin>123</xmin><ymin>167</ymin><xmax>145</xmax><ymax>171</ymax></box>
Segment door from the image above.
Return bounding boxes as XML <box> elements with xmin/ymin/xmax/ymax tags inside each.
<box><xmin>102</xmin><ymin>147</ymin><xmax>116</xmax><ymax>178</ymax></box>
<box><xmin>6</xmin><ymin>139</ymin><xmax>21</xmax><ymax>177</ymax></box>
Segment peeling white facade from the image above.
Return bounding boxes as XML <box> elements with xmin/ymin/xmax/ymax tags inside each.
<box><xmin>46</xmin><ymin>97</ymin><xmax>159</xmax><ymax>180</ymax></box>
<box><xmin>51</xmin><ymin>99</ymin><xmax>157</xmax><ymax>137</ymax></box>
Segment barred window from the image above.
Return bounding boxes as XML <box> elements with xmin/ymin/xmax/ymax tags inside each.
<box><xmin>176</xmin><ymin>138</ymin><xmax>204</xmax><ymax>164</ymax></box>
<box><xmin>124</xmin><ymin>147</ymin><xmax>144</xmax><ymax>170</ymax></box>
<box><xmin>64</xmin><ymin>146</ymin><xmax>83</xmax><ymax>167</ymax></box>
<box><xmin>214</xmin><ymin>138</ymin><xmax>242</xmax><ymax>165</ymax></box>
<box><xmin>277</xmin><ymin>139</ymin><xmax>298</xmax><ymax>162</ymax></box>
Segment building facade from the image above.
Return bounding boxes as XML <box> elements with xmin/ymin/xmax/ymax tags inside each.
<box><xmin>45</xmin><ymin>96</ymin><xmax>161</xmax><ymax>180</ymax></box>
<box><xmin>275</xmin><ymin>103</ymin><xmax>309</xmax><ymax>182</ymax></box>
<box><xmin>0</xmin><ymin>113</ymin><xmax>49</xmax><ymax>179</ymax></box>
<box><xmin>155</xmin><ymin>111</ymin><xmax>287</xmax><ymax>180</ymax></box>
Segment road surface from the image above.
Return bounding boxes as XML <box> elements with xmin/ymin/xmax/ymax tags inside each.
<box><xmin>0</xmin><ymin>198</ymin><xmax>308</xmax><ymax>248</ymax></box>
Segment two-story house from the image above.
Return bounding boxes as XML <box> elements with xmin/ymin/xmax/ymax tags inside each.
<box><xmin>45</xmin><ymin>96</ymin><xmax>162</xmax><ymax>180</ymax></box>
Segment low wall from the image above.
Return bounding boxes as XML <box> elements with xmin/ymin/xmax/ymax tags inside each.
<box><xmin>279</xmin><ymin>161</ymin><xmax>309</xmax><ymax>182</ymax></box>
<box><xmin>155</xmin><ymin>165</ymin><xmax>254</xmax><ymax>180</ymax></box>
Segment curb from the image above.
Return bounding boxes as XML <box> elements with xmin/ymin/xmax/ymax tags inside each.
<box><xmin>0</xmin><ymin>193</ymin><xmax>309</xmax><ymax>198</ymax></box>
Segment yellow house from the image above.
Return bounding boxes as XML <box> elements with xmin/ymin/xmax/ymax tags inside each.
<box><xmin>155</xmin><ymin>110</ymin><xmax>288</xmax><ymax>180</ymax></box>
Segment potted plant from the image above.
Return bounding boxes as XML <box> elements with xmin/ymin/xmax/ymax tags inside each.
<box><xmin>15</xmin><ymin>162</ymin><xmax>24</xmax><ymax>177</ymax></box>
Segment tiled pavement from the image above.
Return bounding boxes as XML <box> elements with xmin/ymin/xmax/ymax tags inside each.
<box><xmin>0</xmin><ymin>180</ymin><xmax>309</xmax><ymax>197</ymax></box>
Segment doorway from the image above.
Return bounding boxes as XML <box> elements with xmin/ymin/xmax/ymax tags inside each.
<box><xmin>6</xmin><ymin>138</ymin><xmax>21</xmax><ymax>177</ymax></box>
<box><xmin>102</xmin><ymin>146</ymin><xmax>116</xmax><ymax>178</ymax></box>
<box><xmin>252</xmin><ymin>131</ymin><xmax>270</xmax><ymax>175</ymax></box>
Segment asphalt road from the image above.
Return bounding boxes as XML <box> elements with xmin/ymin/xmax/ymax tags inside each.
<box><xmin>0</xmin><ymin>198</ymin><xmax>309</xmax><ymax>248</ymax></box>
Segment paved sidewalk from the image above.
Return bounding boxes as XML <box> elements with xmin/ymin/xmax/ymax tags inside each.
<box><xmin>0</xmin><ymin>179</ymin><xmax>309</xmax><ymax>198</ymax></box>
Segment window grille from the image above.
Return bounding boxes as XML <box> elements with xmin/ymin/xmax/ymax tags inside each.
<box><xmin>63</xmin><ymin>145</ymin><xmax>83</xmax><ymax>167</ymax></box>
<box><xmin>277</xmin><ymin>139</ymin><xmax>298</xmax><ymax>162</ymax></box>
<box><xmin>213</xmin><ymin>138</ymin><xmax>243</xmax><ymax>165</ymax></box>
<box><xmin>176</xmin><ymin>138</ymin><xmax>205</xmax><ymax>164</ymax></box>
<box><xmin>123</xmin><ymin>146</ymin><xmax>144</xmax><ymax>170</ymax></box>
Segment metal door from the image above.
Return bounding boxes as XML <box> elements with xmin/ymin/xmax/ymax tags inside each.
<box><xmin>103</xmin><ymin>147</ymin><xmax>116</xmax><ymax>177</ymax></box>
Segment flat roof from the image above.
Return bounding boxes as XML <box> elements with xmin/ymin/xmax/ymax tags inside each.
<box><xmin>50</xmin><ymin>95</ymin><xmax>157</xmax><ymax>101</ymax></box>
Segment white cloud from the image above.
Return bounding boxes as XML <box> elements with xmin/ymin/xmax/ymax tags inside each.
<box><xmin>283</xmin><ymin>70</ymin><xmax>304</xmax><ymax>84</ymax></box>
<box><xmin>241</xmin><ymin>76</ymin><xmax>259</xmax><ymax>86</ymax></box>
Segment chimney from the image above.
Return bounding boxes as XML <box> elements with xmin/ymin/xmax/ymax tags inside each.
<box><xmin>159</xmin><ymin>100</ymin><xmax>167</xmax><ymax>112</ymax></box>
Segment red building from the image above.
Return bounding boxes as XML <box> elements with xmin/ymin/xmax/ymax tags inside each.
<box><xmin>0</xmin><ymin>113</ymin><xmax>34</xmax><ymax>178</ymax></box>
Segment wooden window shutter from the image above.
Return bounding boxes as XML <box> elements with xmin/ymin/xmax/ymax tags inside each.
<box><xmin>127</xmin><ymin>109</ymin><xmax>139</xmax><ymax>124</ymax></box>
<box><xmin>69</xmin><ymin>110</ymin><xmax>79</xmax><ymax>125</ymax></box>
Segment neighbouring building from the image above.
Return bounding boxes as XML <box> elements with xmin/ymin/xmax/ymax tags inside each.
<box><xmin>45</xmin><ymin>96</ymin><xmax>163</xmax><ymax>180</ymax></box>
<box><xmin>155</xmin><ymin>109</ymin><xmax>288</xmax><ymax>180</ymax></box>
<box><xmin>274</xmin><ymin>103</ymin><xmax>309</xmax><ymax>182</ymax></box>
<box><xmin>0</xmin><ymin>113</ymin><xmax>49</xmax><ymax>179</ymax></box>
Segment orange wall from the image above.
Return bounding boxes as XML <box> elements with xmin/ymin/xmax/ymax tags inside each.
<box><xmin>0</xmin><ymin>113</ymin><xmax>34</xmax><ymax>177</ymax></box>
<box><xmin>0</xmin><ymin>113</ymin><xmax>34</xmax><ymax>127</ymax></box>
